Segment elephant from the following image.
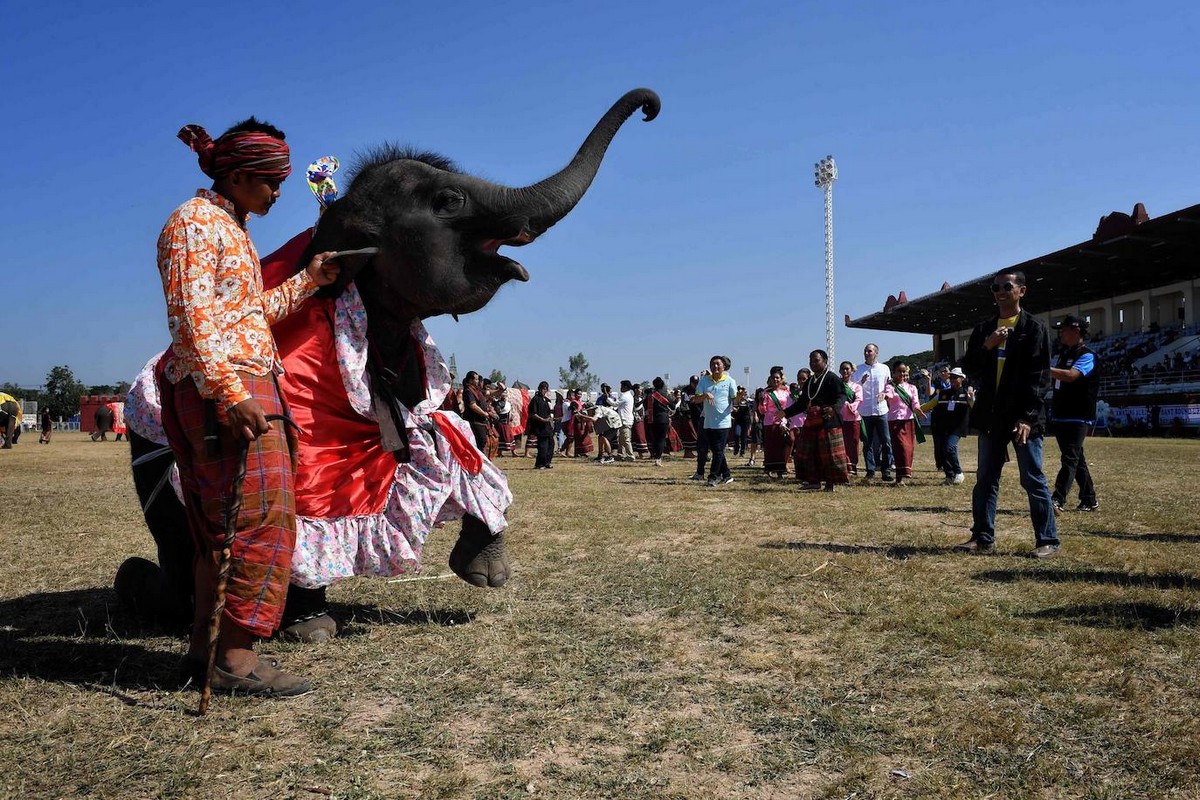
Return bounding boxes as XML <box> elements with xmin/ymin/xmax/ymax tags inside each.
<box><xmin>115</xmin><ymin>88</ymin><xmax>661</xmax><ymax>638</ymax></box>
<box><xmin>0</xmin><ymin>394</ymin><xmax>21</xmax><ymax>449</ymax></box>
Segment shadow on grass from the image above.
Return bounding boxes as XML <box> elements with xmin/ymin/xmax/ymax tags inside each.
<box><xmin>1023</xmin><ymin>602</ymin><xmax>1199</xmax><ymax>630</ymax></box>
<box><xmin>0</xmin><ymin>588</ymin><xmax>182</xmax><ymax>692</ymax></box>
<box><xmin>329</xmin><ymin>603</ymin><xmax>475</xmax><ymax>639</ymax></box>
<box><xmin>972</xmin><ymin>568</ymin><xmax>1200</xmax><ymax>590</ymax></box>
<box><xmin>1076</xmin><ymin>530</ymin><xmax>1200</xmax><ymax>544</ymax></box>
<box><xmin>761</xmin><ymin>541</ymin><xmax>958</xmax><ymax>559</ymax></box>
<box><xmin>888</xmin><ymin>505</ymin><xmax>1024</xmax><ymax>516</ymax></box>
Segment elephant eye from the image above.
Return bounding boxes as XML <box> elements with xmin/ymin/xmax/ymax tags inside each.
<box><xmin>432</xmin><ymin>188</ymin><xmax>465</xmax><ymax>217</ymax></box>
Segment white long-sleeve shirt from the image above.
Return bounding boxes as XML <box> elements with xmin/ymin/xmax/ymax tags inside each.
<box><xmin>854</xmin><ymin>362</ymin><xmax>892</xmax><ymax>417</ymax></box>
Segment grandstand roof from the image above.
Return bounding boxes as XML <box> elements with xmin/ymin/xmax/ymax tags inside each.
<box><xmin>846</xmin><ymin>202</ymin><xmax>1200</xmax><ymax>335</ymax></box>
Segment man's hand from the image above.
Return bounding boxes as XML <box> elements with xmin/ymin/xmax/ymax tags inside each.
<box><xmin>1012</xmin><ymin>420</ymin><xmax>1031</xmax><ymax>445</ymax></box>
<box><xmin>227</xmin><ymin>398</ymin><xmax>271</xmax><ymax>441</ymax></box>
<box><xmin>305</xmin><ymin>251</ymin><xmax>341</xmax><ymax>287</ymax></box>
<box><xmin>985</xmin><ymin>327</ymin><xmax>1011</xmax><ymax>350</ymax></box>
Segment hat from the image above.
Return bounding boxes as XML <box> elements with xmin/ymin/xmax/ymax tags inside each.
<box><xmin>1055</xmin><ymin>314</ymin><xmax>1089</xmax><ymax>333</ymax></box>
<box><xmin>949</xmin><ymin>367</ymin><xmax>966</xmax><ymax>379</ymax></box>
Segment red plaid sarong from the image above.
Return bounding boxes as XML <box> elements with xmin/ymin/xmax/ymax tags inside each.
<box><xmin>792</xmin><ymin>416</ymin><xmax>850</xmax><ymax>484</ymax></box>
<box><xmin>159</xmin><ymin>368</ymin><xmax>297</xmax><ymax>638</ymax></box>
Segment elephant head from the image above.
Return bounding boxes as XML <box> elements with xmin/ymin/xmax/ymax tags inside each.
<box><xmin>302</xmin><ymin>88</ymin><xmax>660</xmax><ymax>325</ymax></box>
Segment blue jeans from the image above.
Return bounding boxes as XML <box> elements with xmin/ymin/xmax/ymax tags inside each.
<box><xmin>862</xmin><ymin>415</ymin><xmax>893</xmax><ymax>476</ymax></box>
<box><xmin>942</xmin><ymin>433</ymin><xmax>962</xmax><ymax>477</ymax></box>
<box><xmin>971</xmin><ymin>433</ymin><xmax>1058</xmax><ymax>546</ymax></box>
<box><xmin>703</xmin><ymin>427</ymin><xmax>731</xmax><ymax>480</ymax></box>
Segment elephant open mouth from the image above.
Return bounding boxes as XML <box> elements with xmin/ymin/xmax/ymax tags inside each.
<box><xmin>476</xmin><ymin>238</ymin><xmax>531</xmax><ymax>283</ymax></box>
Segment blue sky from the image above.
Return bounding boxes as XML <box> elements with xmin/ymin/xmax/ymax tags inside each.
<box><xmin>4</xmin><ymin>1</ymin><xmax>1199</xmax><ymax>390</ymax></box>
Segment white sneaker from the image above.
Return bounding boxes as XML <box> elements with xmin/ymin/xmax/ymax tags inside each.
<box><xmin>952</xmin><ymin>473</ymin><xmax>965</xmax><ymax>485</ymax></box>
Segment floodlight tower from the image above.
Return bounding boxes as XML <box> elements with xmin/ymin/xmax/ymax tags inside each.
<box><xmin>814</xmin><ymin>155</ymin><xmax>838</xmax><ymax>363</ymax></box>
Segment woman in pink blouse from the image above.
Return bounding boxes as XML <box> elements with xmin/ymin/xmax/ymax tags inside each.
<box><xmin>838</xmin><ymin>360</ymin><xmax>863</xmax><ymax>477</ymax></box>
<box><xmin>760</xmin><ymin>371</ymin><xmax>793</xmax><ymax>479</ymax></box>
<box><xmin>789</xmin><ymin>368</ymin><xmax>811</xmax><ymax>481</ymax></box>
<box><xmin>884</xmin><ymin>362</ymin><xmax>927</xmax><ymax>486</ymax></box>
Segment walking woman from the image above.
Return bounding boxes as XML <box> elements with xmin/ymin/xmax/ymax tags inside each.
<box><xmin>730</xmin><ymin>387</ymin><xmax>750</xmax><ymax>458</ymax></box>
<box><xmin>884</xmin><ymin>362</ymin><xmax>927</xmax><ymax>486</ymax></box>
<box><xmin>461</xmin><ymin>371</ymin><xmax>492</xmax><ymax>451</ymax></box>
<box><xmin>571</xmin><ymin>390</ymin><xmax>594</xmax><ymax>457</ymax></box>
<box><xmin>747</xmin><ymin>387</ymin><xmax>763</xmax><ymax>466</ymax></box>
<box><xmin>645</xmin><ymin>377</ymin><xmax>673</xmax><ymax>466</ymax></box>
<box><xmin>838</xmin><ymin>361</ymin><xmax>863</xmax><ymax>476</ymax></box>
<box><xmin>672</xmin><ymin>379</ymin><xmax>699</xmax><ymax>458</ymax></box>
<box><xmin>631</xmin><ymin>384</ymin><xmax>649</xmax><ymax>458</ymax></box>
<box><xmin>789</xmin><ymin>368</ymin><xmax>812</xmax><ymax>479</ymax></box>
<box><xmin>783</xmin><ymin>350</ymin><xmax>852</xmax><ymax>490</ymax></box>
<box><xmin>39</xmin><ymin>408</ymin><xmax>53</xmax><ymax>444</ymax></box>
<box><xmin>760</xmin><ymin>371</ymin><xmax>793</xmax><ymax>479</ymax></box>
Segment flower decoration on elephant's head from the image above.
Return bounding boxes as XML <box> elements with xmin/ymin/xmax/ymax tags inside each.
<box><xmin>306</xmin><ymin>156</ymin><xmax>340</xmax><ymax>216</ymax></box>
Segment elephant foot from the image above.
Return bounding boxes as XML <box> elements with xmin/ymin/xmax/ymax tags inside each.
<box><xmin>278</xmin><ymin>613</ymin><xmax>338</xmax><ymax>643</ymax></box>
<box><xmin>114</xmin><ymin>556</ymin><xmax>189</xmax><ymax>629</ymax></box>
<box><xmin>448</xmin><ymin>520</ymin><xmax>510</xmax><ymax>588</ymax></box>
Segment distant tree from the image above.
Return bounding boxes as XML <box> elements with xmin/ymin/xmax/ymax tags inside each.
<box><xmin>488</xmin><ymin>369</ymin><xmax>506</xmax><ymax>385</ymax></box>
<box><xmin>115</xmin><ymin>380</ymin><xmax>132</xmax><ymax>396</ymax></box>
<box><xmin>43</xmin><ymin>365</ymin><xmax>87</xmax><ymax>418</ymax></box>
<box><xmin>558</xmin><ymin>353</ymin><xmax>598</xmax><ymax>392</ymax></box>
<box><xmin>886</xmin><ymin>350</ymin><xmax>934</xmax><ymax>369</ymax></box>
<box><xmin>87</xmin><ymin>384</ymin><xmax>117</xmax><ymax>395</ymax></box>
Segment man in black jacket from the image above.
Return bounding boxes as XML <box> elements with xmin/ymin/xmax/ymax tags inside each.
<box><xmin>956</xmin><ymin>270</ymin><xmax>1060</xmax><ymax>557</ymax></box>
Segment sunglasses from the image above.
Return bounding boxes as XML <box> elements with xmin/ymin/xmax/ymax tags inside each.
<box><xmin>990</xmin><ymin>281</ymin><xmax>1020</xmax><ymax>293</ymax></box>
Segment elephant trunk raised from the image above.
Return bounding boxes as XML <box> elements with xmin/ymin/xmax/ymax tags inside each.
<box><xmin>478</xmin><ymin>88</ymin><xmax>660</xmax><ymax>245</ymax></box>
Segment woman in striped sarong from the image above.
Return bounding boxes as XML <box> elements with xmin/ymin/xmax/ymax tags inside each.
<box><xmin>782</xmin><ymin>350</ymin><xmax>851</xmax><ymax>491</ymax></box>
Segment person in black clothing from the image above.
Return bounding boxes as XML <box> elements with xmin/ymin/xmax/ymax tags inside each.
<box><xmin>924</xmin><ymin>367</ymin><xmax>973</xmax><ymax>485</ymax></box>
<box><xmin>781</xmin><ymin>349</ymin><xmax>851</xmax><ymax>491</ymax></box>
<box><xmin>1049</xmin><ymin>314</ymin><xmax>1100</xmax><ymax>513</ymax></box>
<box><xmin>528</xmin><ymin>381</ymin><xmax>556</xmax><ymax>469</ymax></box>
<box><xmin>645</xmin><ymin>376</ymin><xmax>674</xmax><ymax>467</ymax></box>
<box><xmin>461</xmin><ymin>371</ymin><xmax>494</xmax><ymax>450</ymax></box>
<box><xmin>730</xmin><ymin>387</ymin><xmax>750</xmax><ymax>457</ymax></box>
<box><xmin>956</xmin><ymin>269</ymin><xmax>1060</xmax><ymax>557</ymax></box>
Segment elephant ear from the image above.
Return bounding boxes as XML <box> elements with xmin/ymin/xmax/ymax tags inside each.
<box><xmin>304</xmin><ymin>199</ymin><xmax>380</xmax><ymax>299</ymax></box>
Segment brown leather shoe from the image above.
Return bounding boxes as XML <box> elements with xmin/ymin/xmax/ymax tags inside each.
<box><xmin>954</xmin><ymin>537</ymin><xmax>995</xmax><ymax>554</ymax></box>
<box><xmin>209</xmin><ymin>656</ymin><xmax>312</xmax><ymax>698</ymax></box>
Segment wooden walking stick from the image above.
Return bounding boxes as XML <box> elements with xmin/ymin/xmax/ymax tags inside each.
<box><xmin>197</xmin><ymin>436</ymin><xmax>249</xmax><ymax>716</ymax></box>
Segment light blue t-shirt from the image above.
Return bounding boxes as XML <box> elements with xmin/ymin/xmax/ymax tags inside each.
<box><xmin>696</xmin><ymin>373</ymin><xmax>738</xmax><ymax>429</ymax></box>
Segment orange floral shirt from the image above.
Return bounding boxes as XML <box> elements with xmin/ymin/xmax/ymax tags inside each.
<box><xmin>158</xmin><ymin>189</ymin><xmax>318</xmax><ymax>409</ymax></box>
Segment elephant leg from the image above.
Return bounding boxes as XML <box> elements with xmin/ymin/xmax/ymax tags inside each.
<box><xmin>117</xmin><ymin>431</ymin><xmax>195</xmax><ymax>630</ymax></box>
<box><xmin>448</xmin><ymin>514</ymin><xmax>510</xmax><ymax>588</ymax></box>
<box><xmin>279</xmin><ymin>585</ymin><xmax>337</xmax><ymax>643</ymax></box>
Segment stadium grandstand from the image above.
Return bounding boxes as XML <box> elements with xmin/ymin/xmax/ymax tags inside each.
<box><xmin>846</xmin><ymin>202</ymin><xmax>1200</xmax><ymax>434</ymax></box>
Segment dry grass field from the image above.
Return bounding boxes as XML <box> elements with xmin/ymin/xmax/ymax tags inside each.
<box><xmin>1</xmin><ymin>432</ymin><xmax>1198</xmax><ymax>799</ymax></box>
